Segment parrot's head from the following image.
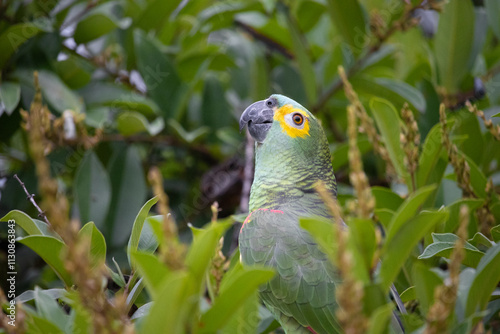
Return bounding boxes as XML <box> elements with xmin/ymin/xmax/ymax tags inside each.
<box><xmin>240</xmin><ymin>94</ymin><xmax>336</xmax><ymax>210</ymax></box>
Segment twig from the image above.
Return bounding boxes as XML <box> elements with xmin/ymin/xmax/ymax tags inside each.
<box><xmin>13</xmin><ymin>174</ymin><xmax>51</xmax><ymax>227</ymax></box>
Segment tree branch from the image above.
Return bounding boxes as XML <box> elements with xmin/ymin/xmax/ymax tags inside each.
<box><xmin>13</xmin><ymin>174</ymin><xmax>52</xmax><ymax>226</ymax></box>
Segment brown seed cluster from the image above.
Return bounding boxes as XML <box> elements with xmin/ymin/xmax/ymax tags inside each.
<box><xmin>401</xmin><ymin>103</ymin><xmax>420</xmax><ymax>191</ymax></box>
<box><xmin>466</xmin><ymin>101</ymin><xmax>500</xmax><ymax>141</ymax></box>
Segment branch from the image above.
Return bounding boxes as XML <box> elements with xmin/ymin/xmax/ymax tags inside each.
<box><xmin>13</xmin><ymin>174</ymin><xmax>52</xmax><ymax>226</ymax></box>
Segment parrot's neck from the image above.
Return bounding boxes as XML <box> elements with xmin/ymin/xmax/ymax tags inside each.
<box><xmin>249</xmin><ymin>136</ymin><xmax>336</xmax><ymax>212</ymax></box>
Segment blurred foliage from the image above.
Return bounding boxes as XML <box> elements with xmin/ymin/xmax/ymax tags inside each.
<box><xmin>0</xmin><ymin>0</ymin><xmax>500</xmax><ymax>333</ymax></box>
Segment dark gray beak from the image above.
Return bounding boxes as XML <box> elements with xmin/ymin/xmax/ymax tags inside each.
<box><xmin>239</xmin><ymin>100</ymin><xmax>274</xmax><ymax>143</ymax></box>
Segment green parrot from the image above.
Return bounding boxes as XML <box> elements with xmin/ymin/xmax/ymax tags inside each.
<box><xmin>238</xmin><ymin>94</ymin><xmax>404</xmax><ymax>334</ymax></box>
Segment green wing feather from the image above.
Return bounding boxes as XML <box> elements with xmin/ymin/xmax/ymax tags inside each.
<box><xmin>239</xmin><ymin>207</ymin><xmax>342</xmax><ymax>334</ymax></box>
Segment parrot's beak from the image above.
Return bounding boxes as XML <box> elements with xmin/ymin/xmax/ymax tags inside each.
<box><xmin>239</xmin><ymin>100</ymin><xmax>274</xmax><ymax>143</ymax></box>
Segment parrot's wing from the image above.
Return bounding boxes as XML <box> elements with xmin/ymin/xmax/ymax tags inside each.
<box><xmin>239</xmin><ymin>209</ymin><xmax>342</xmax><ymax>334</ymax></box>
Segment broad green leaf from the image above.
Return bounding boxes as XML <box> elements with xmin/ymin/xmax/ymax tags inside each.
<box><xmin>185</xmin><ymin>220</ymin><xmax>232</xmax><ymax>282</ymax></box>
<box><xmin>369</xmin><ymin>98</ymin><xmax>410</xmax><ymax>186</ymax></box>
<box><xmin>452</xmin><ymin>111</ymin><xmax>484</xmax><ymax>163</ymax></box>
<box><xmin>134</xmin><ymin>29</ymin><xmax>186</xmax><ymax>119</ymax></box>
<box><xmin>79</xmin><ymin>82</ymin><xmax>159</xmax><ymax>117</ymax></box>
<box><xmin>34</xmin><ymin>287</ymin><xmax>68</xmax><ymax>332</ymax></box>
<box><xmin>38</xmin><ymin>70</ymin><xmax>84</xmax><ymax>114</ymax></box>
<box><xmin>485</xmin><ymin>0</ymin><xmax>500</xmax><ymax>39</ymax></box>
<box><xmin>17</xmin><ymin>288</ymin><xmax>65</xmax><ymax>303</ymax></box>
<box><xmin>465</xmin><ymin>242</ymin><xmax>500</xmax><ymax>317</ymax></box>
<box><xmin>380</xmin><ymin>210</ymin><xmax>448</xmax><ymax>292</ymax></box>
<box><xmin>116</xmin><ymin>111</ymin><xmax>149</xmax><ymax>136</ymax></box>
<box><xmin>135</xmin><ymin>0</ymin><xmax>179</xmax><ymax>31</ymax></box>
<box><xmin>78</xmin><ymin>222</ymin><xmax>106</xmax><ymax>269</ymax></box>
<box><xmin>434</xmin><ymin>0</ymin><xmax>475</xmax><ymax>93</ymax></box>
<box><xmin>131</xmin><ymin>301</ymin><xmax>153</xmax><ymax>320</ymax></box>
<box><xmin>412</xmin><ymin>263</ymin><xmax>443</xmax><ymax>315</ymax></box>
<box><xmin>54</xmin><ymin>55</ymin><xmax>92</xmax><ymax>89</ymax></box>
<box><xmin>443</xmin><ymin>198</ymin><xmax>484</xmax><ymax>233</ymax></box>
<box><xmin>199</xmin><ymin>262</ymin><xmax>274</xmax><ymax>333</ymax></box>
<box><xmin>127</xmin><ymin>196</ymin><xmax>159</xmax><ymax>266</ymax></box>
<box><xmin>74</xmin><ymin>151</ymin><xmax>111</xmax><ymax>231</ymax></box>
<box><xmin>386</xmin><ymin>184</ymin><xmax>437</xmax><ymax>244</ymax></box>
<box><xmin>168</xmin><ymin>119</ymin><xmax>210</xmax><ymax>144</ymax></box>
<box><xmin>374</xmin><ymin>209</ymin><xmax>394</xmax><ymax>229</ymax></box>
<box><xmin>331</xmin><ymin>137</ymin><xmax>372</xmax><ymax>171</ymax></box>
<box><xmin>18</xmin><ymin>236</ymin><xmax>72</xmax><ymax>287</ymax></box>
<box><xmin>348</xmin><ymin>218</ymin><xmax>376</xmax><ymax>283</ymax></box>
<box><xmin>140</xmin><ymin>271</ymin><xmax>197</xmax><ymax>334</ymax></box>
<box><xmin>469</xmin><ymin>232</ymin><xmax>495</xmax><ymax>250</ymax></box>
<box><xmin>371</xmin><ymin>187</ymin><xmax>404</xmax><ymax>211</ymax></box>
<box><xmin>0</xmin><ymin>23</ymin><xmax>42</xmax><ymax>68</ymax></box>
<box><xmin>106</xmin><ymin>146</ymin><xmax>147</xmax><ymax>247</ymax></box>
<box><xmin>74</xmin><ymin>2</ymin><xmax>132</xmax><ymax>43</ymax></box>
<box><xmin>299</xmin><ymin>217</ymin><xmax>337</xmax><ymax>264</ymax></box>
<box><xmin>418</xmin><ymin>233</ymin><xmax>484</xmax><ymax>268</ymax></box>
<box><xmin>417</xmin><ymin>122</ymin><xmax>450</xmax><ymax>189</ymax></box>
<box><xmin>491</xmin><ymin>225</ymin><xmax>500</xmax><ymax>243</ymax></box>
<box><xmin>130</xmin><ymin>251</ymin><xmax>169</xmax><ymax>297</ymax></box>
<box><xmin>1</xmin><ymin>210</ymin><xmax>43</xmax><ymax>236</ymax></box>
<box><xmin>400</xmin><ymin>286</ymin><xmax>416</xmax><ymax>303</ymax></box>
<box><xmin>0</xmin><ymin>82</ymin><xmax>21</xmax><ymax>115</ymax></box>
<box><xmin>26</xmin><ymin>314</ymin><xmax>65</xmax><ymax>334</ymax></box>
<box><xmin>367</xmin><ymin>303</ymin><xmax>394</xmax><ymax>334</ymax></box>
<box><xmin>462</xmin><ymin>153</ymin><xmax>488</xmax><ymax>199</ymax></box>
<box><xmin>326</xmin><ymin>0</ymin><xmax>367</xmax><ymax>56</ymax></box>
<box><xmin>201</xmin><ymin>75</ymin><xmax>233</xmax><ymax>134</ymax></box>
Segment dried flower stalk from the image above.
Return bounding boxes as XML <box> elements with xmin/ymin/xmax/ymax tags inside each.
<box><xmin>425</xmin><ymin>205</ymin><xmax>469</xmax><ymax>334</ymax></box>
<box><xmin>401</xmin><ymin>103</ymin><xmax>420</xmax><ymax>191</ymax></box>
<box><xmin>465</xmin><ymin>101</ymin><xmax>500</xmax><ymax>141</ymax></box>
<box><xmin>316</xmin><ymin>183</ymin><xmax>368</xmax><ymax>334</ymax></box>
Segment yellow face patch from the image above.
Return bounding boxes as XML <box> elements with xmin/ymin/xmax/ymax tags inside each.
<box><xmin>273</xmin><ymin>104</ymin><xmax>310</xmax><ymax>138</ymax></box>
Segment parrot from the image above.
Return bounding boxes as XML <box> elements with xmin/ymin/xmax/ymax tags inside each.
<box><xmin>238</xmin><ymin>94</ymin><xmax>404</xmax><ymax>334</ymax></box>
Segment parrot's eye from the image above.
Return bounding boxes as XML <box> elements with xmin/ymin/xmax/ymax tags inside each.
<box><xmin>265</xmin><ymin>99</ymin><xmax>276</xmax><ymax>108</ymax></box>
<box><xmin>292</xmin><ymin>113</ymin><xmax>304</xmax><ymax>126</ymax></box>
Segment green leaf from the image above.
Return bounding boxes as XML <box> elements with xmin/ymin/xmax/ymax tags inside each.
<box><xmin>369</xmin><ymin>98</ymin><xmax>410</xmax><ymax>186</ymax></box>
<box><xmin>367</xmin><ymin>303</ymin><xmax>394</xmax><ymax>334</ymax></box>
<box><xmin>417</xmin><ymin>122</ymin><xmax>449</xmax><ymax>189</ymax></box>
<box><xmin>348</xmin><ymin>218</ymin><xmax>376</xmax><ymax>283</ymax></box>
<box><xmin>78</xmin><ymin>222</ymin><xmax>107</xmax><ymax>269</ymax></box>
<box><xmin>131</xmin><ymin>301</ymin><xmax>153</xmax><ymax>320</ymax></box>
<box><xmin>418</xmin><ymin>233</ymin><xmax>484</xmax><ymax>268</ymax></box>
<box><xmin>434</xmin><ymin>0</ymin><xmax>475</xmax><ymax>93</ymax></box>
<box><xmin>331</xmin><ymin>137</ymin><xmax>372</xmax><ymax>170</ymax></box>
<box><xmin>130</xmin><ymin>250</ymin><xmax>169</xmax><ymax>297</ymax></box>
<box><xmin>400</xmin><ymin>286</ymin><xmax>416</xmax><ymax>303</ymax></box>
<box><xmin>27</xmin><ymin>314</ymin><xmax>65</xmax><ymax>334</ymax></box>
<box><xmin>469</xmin><ymin>232</ymin><xmax>495</xmax><ymax>250</ymax></box>
<box><xmin>0</xmin><ymin>23</ymin><xmax>42</xmax><ymax>68</ymax></box>
<box><xmin>127</xmin><ymin>196</ymin><xmax>159</xmax><ymax>266</ymax></box>
<box><xmin>74</xmin><ymin>151</ymin><xmax>111</xmax><ymax>231</ymax></box>
<box><xmin>380</xmin><ymin>210</ymin><xmax>448</xmax><ymax>292</ymax></box>
<box><xmin>168</xmin><ymin>119</ymin><xmax>210</xmax><ymax>144</ymax></box>
<box><xmin>371</xmin><ymin>187</ymin><xmax>404</xmax><ymax>211</ymax></box>
<box><xmin>135</xmin><ymin>0</ymin><xmax>179</xmax><ymax>31</ymax></box>
<box><xmin>326</xmin><ymin>0</ymin><xmax>367</xmax><ymax>55</ymax></box>
<box><xmin>34</xmin><ymin>287</ymin><xmax>68</xmax><ymax>332</ymax></box>
<box><xmin>79</xmin><ymin>82</ymin><xmax>159</xmax><ymax>117</ymax></box>
<box><xmin>443</xmin><ymin>198</ymin><xmax>484</xmax><ymax>233</ymax></box>
<box><xmin>0</xmin><ymin>82</ymin><xmax>21</xmax><ymax>115</ymax></box>
<box><xmin>134</xmin><ymin>29</ymin><xmax>186</xmax><ymax>119</ymax></box>
<box><xmin>199</xmin><ymin>262</ymin><xmax>274</xmax><ymax>333</ymax></box>
<box><xmin>386</xmin><ymin>184</ymin><xmax>437</xmax><ymax>244</ymax></box>
<box><xmin>115</xmin><ymin>111</ymin><xmax>149</xmax><ymax>136</ymax></box>
<box><xmin>485</xmin><ymin>0</ymin><xmax>500</xmax><ymax>40</ymax></box>
<box><xmin>18</xmin><ymin>236</ymin><xmax>72</xmax><ymax>287</ymax></box>
<box><xmin>412</xmin><ymin>262</ymin><xmax>443</xmax><ymax>315</ymax></box>
<box><xmin>106</xmin><ymin>146</ymin><xmax>147</xmax><ymax>247</ymax></box>
<box><xmin>38</xmin><ymin>70</ymin><xmax>84</xmax><ymax>114</ymax></box>
<box><xmin>491</xmin><ymin>225</ymin><xmax>500</xmax><ymax>243</ymax></box>
<box><xmin>74</xmin><ymin>2</ymin><xmax>132</xmax><ymax>44</ymax></box>
<box><xmin>1</xmin><ymin>210</ymin><xmax>43</xmax><ymax>236</ymax></box>
<box><xmin>465</xmin><ymin>242</ymin><xmax>500</xmax><ymax>317</ymax></box>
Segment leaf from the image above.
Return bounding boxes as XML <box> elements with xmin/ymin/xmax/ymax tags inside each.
<box><xmin>469</xmin><ymin>232</ymin><xmax>495</xmax><ymax>250</ymax></box>
<box><xmin>386</xmin><ymin>184</ymin><xmax>437</xmax><ymax>244</ymax></box>
<box><xmin>18</xmin><ymin>236</ymin><xmax>72</xmax><ymax>287</ymax></box>
<box><xmin>78</xmin><ymin>222</ymin><xmax>107</xmax><ymax>269</ymax></box>
<box><xmin>131</xmin><ymin>302</ymin><xmax>153</xmax><ymax>320</ymax></box>
<box><xmin>443</xmin><ymin>198</ymin><xmax>484</xmax><ymax>233</ymax></box>
<box><xmin>38</xmin><ymin>70</ymin><xmax>84</xmax><ymax>114</ymax></box>
<box><xmin>1</xmin><ymin>210</ymin><xmax>43</xmax><ymax>236</ymax></box>
<box><xmin>331</xmin><ymin>137</ymin><xmax>372</xmax><ymax>170</ymax></box>
<box><xmin>17</xmin><ymin>288</ymin><xmax>65</xmax><ymax>303</ymax></box>
<box><xmin>106</xmin><ymin>146</ymin><xmax>147</xmax><ymax>247</ymax></box>
<box><xmin>465</xmin><ymin>242</ymin><xmax>500</xmax><ymax>317</ymax></box>
<box><xmin>369</xmin><ymin>98</ymin><xmax>410</xmax><ymax>186</ymax></box>
<box><xmin>491</xmin><ymin>225</ymin><xmax>500</xmax><ymax>243</ymax></box>
<box><xmin>348</xmin><ymin>218</ymin><xmax>376</xmax><ymax>283</ymax></box>
<box><xmin>418</xmin><ymin>233</ymin><xmax>484</xmax><ymax>268</ymax></box>
<box><xmin>0</xmin><ymin>82</ymin><xmax>21</xmax><ymax>115</ymax></box>
<box><xmin>400</xmin><ymin>286</ymin><xmax>416</xmax><ymax>303</ymax></box>
<box><xmin>367</xmin><ymin>303</ymin><xmax>394</xmax><ymax>334</ymax></box>
<box><xmin>326</xmin><ymin>0</ymin><xmax>367</xmax><ymax>56</ymax></box>
<box><xmin>74</xmin><ymin>2</ymin><xmax>132</xmax><ymax>44</ymax></box>
<box><xmin>116</xmin><ymin>112</ymin><xmax>164</xmax><ymax>136</ymax></box>
<box><xmin>134</xmin><ymin>29</ymin><xmax>186</xmax><ymax>119</ymax></box>
<box><xmin>412</xmin><ymin>263</ymin><xmax>443</xmax><ymax>315</ymax></box>
<box><xmin>434</xmin><ymin>0</ymin><xmax>475</xmax><ymax>93</ymax></box>
<box><xmin>0</xmin><ymin>23</ymin><xmax>42</xmax><ymax>68</ymax></box>
<box><xmin>127</xmin><ymin>196</ymin><xmax>159</xmax><ymax>266</ymax></box>
<box><xmin>199</xmin><ymin>262</ymin><xmax>274</xmax><ymax>333</ymax></box>
<box><xmin>371</xmin><ymin>187</ymin><xmax>404</xmax><ymax>211</ymax></box>
<box><xmin>34</xmin><ymin>287</ymin><xmax>68</xmax><ymax>332</ymax></box>
<box><xmin>74</xmin><ymin>151</ymin><xmax>111</xmax><ymax>231</ymax></box>
<box><xmin>485</xmin><ymin>0</ymin><xmax>500</xmax><ymax>40</ymax></box>
<box><xmin>134</xmin><ymin>0</ymin><xmax>179</xmax><ymax>31</ymax></box>
<box><xmin>130</xmin><ymin>251</ymin><xmax>169</xmax><ymax>297</ymax></box>
<box><xmin>168</xmin><ymin>119</ymin><xmax>210</xmax><ymax>144</ymax></box>
<box><xmin>380</xmin><ymin>210</ymin><xmax>448</xmax><ymax>292</ymax></box>
<box><xmin>417</xmin><ymin>122</ymin><xmax>449</xmax><ymax>189</ymax></box>
<box><xmin>78</xmin><ymin>82</ymin><xmax>159</xmax><ymax>117</ymax></box>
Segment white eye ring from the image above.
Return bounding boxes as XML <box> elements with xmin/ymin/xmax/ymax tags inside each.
<box><xmin>285</xmin><ymin>112</ymin><xmax>306</xmax><ymax>129</ymax></box>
